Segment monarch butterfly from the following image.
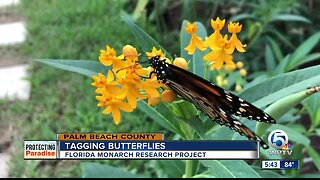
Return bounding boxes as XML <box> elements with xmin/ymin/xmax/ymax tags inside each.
<box><xmin>149</xmin><ymin>55</ymin><xmax>276</xmax><ymax>149</ymax></box>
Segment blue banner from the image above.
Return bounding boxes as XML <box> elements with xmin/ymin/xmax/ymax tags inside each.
<box><xmin>58</xmin><ymin>140</ymin><xmax>258</xmax><ymax>151</ymax></box>
<box><xmin>280</xmin><ymin>160</ymin><xmax>299</xmax><ymax>169</ymax></box>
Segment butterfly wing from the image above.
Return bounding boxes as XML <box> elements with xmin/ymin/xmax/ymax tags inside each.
<box><xmin>167</xmin><ymin>79</ymin><xmax>269</xmax><ymax>149</ymax></box>
<box><xmin>149</xmin><ymin>56</ymin><xmax>274</xmax><ymax>149</ymax></box>
<box><xmin>166</xmin><ymin>64</ymin><xmax>276</xmax><ymax>124</ymax></box>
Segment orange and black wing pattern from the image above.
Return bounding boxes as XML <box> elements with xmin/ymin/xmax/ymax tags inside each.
<box><xmin>149</xmin><ymin>56</ymin><xmax>276</xmax><ymax>149</ymax></box>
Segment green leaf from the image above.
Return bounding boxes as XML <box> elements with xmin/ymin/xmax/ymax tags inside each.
<box><xmin>288</xmin><ymin>32</ymin><xmax>320</xmax><ymax>70</ymax></box>
<box><xmin>122</xmin><ymin>14</ymin><xmax>172</xmax><ymax>59</ymax></box>
<box><xmin>201</xmin><ymin>160</ymin><xmax>261</xmax><ymax>178</ymax></box>
<box><xmin>82</xmin><ymin>162</ymin><xmax>146</xmax><ymax>178</ymax></box>
<box><xmin>182</xmin><ymin>116</ymin><xmax>206</xmax><ymax>139</ymax></box>
<box><xmin>36</xmin><ymin>59</ymin><xmax>109</xmax><ymax>77</ymax></box>
<box><xmin>293</xmin><ymin>52</ymin><xmax>320</xmax><ymax>70</ymax></box>
<box><xmin>265</xmin><ymin>44</ymin><xmax>276</xmax><ymax>71</ymax></box>
<box><xmin>274</xmin><ymin>54</ymin><xmax>290</xmax><ymax>74</ymax></box>
<box><xmin>302</xmin><ymin>93</ymin><xmax>320</xmax><ymax>127</ymax></box>
<box><xmin>230</xmin><ymin>13</ymin><xmax>256</xmax><ymax>22</ymax></box>
<box><xmin>268</xmin><ymin>29</ymin><xmax>295</xmax><ymax>49</ymax></box>
<box><xmin>266</xmin><ymin>36</ymin><xmax>284</xmax><ymax>62</ymax></box>
<box><xmin>239</xmin><ymin>64</ymin><xmax>320</xmax><ymax>108</ymax></box>
<box><xmin>151</xmin><ymin>160</ymin><xmax>185</xmax><ymax>178</ymax></box>
<box><xmin>305</xmin><ymin>145</ymin><xmax>320</xmax><ymax>171</ymax></box>
<box><xmin>137</xmin><ymin>100</ymin><xmax>184</xmax><ymax>137</ymax></box>
<box><xmin>270</xmin><ymin>14</ymin><xmax>311</xmax><ymax>24</ymax></box>
<box><xmin>264</xmin><ymin>90</ymin><xmax>310</xmax><ymax>120</ymax></box>
<box><xmin>252</xmin><ymin>166</ymin><xmax>283</xmax><ymax>178</ymax></box>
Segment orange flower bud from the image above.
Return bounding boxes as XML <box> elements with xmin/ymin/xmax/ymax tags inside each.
<box><xmin>149</xmin><ymin>96</ymin><xmax>161</xmax><ymax>107</ymax></box>
<box><xmin>173</xmin><ymin>57</ymin><xmax>189</xmax><ymax>70</ymax></box>
<box><xmin>123</xmin><ymin>45</ymin><xmax>138</xmax><ymax>59</ymax></box>
<box><xmin>161</xmin><ymin>90</ymin><xmax>177</xmax><ymax>103</ymax></box>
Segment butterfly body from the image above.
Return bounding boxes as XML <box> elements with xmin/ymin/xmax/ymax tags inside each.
<box><xmin>149</xmin><ymin>55</ymin><xmax>276</xmax><ymax>149</ymax></box>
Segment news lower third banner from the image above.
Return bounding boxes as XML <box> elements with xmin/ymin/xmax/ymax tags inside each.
<box><xmin>24</xmin><ymin>133</ymin><xmax>259</xmax><ymax>160</ymax></box>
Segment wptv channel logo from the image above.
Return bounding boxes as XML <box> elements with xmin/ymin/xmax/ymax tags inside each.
<box><xmin>268</xmin><ymin>129</ymin><xmax>292</xmax><ymax>156</ymax></box>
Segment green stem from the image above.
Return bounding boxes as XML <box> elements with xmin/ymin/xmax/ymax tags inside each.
<box><xmin>184</xmin><ymin>160</ymin><xmax>193</xmax><ymax>178</ymax></box>
<box><xmin>204</xmin><ymin>62</ymin><xmax>210</xmax><ymax>81</ymax></box>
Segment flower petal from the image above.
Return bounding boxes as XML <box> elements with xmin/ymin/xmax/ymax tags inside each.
<box><xmin>117</xmin><ymin>101</ymin><xmax>134</xmax><ymax>112</ymax></box>
<box><xmin>111</xmin><ymin>105</ymin><xmax>121</xmax><ymax>125</ymax></box>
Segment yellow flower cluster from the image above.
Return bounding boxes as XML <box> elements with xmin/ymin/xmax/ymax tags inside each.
<box><xmin>92</xmin><ymin>45</ymin><xmax>163</xmax><ymax>124</ymax></box>
<box><xmin>93</xmin><ymin>45</ymin><xmax>189</xmax><ymax>124</ymax></box>
<box><xmin>184</xmin><ymin>17</ymin><xmax>246</xmax><ymax>70</ymax></box>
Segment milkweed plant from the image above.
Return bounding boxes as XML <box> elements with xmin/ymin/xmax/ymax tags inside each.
<box><xmin>38</xmin><ymin>15</ymin><xmax>320</xmax><ymax>178</ymax></box>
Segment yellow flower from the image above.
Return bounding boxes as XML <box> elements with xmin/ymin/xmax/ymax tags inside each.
<box><xmin>96</xmin><ymin>92</ymin><xmax>133</xmax><ymax>125</ymax></box>
<box><xmin>99</xmin><ymin>45</ymin><xmax>126</xmax><ymax>71</ymax></box>
<box><xmin>173</xmin><ymin>57</ymin><xmax>189</xmax><ymax>70</ymax></box>
<box><xmin>203</xmin><ymin>17</ymin><xmax>225</xmax><ymax>49</ymax></box>
<box><xmin>211</xmin><ymin>17</ymin><xmax>226</xmax><ymax>31</ymax></box>
<box><xmin>227</xmin><ymin>22</ymin><xmax>246</xmax><ymax>53</ymax></box>
<box><xmin>146</xmin><ymin>47</ymin><xmax>166</xmax><ymax>59</ymax></box>
<box><xmin>184</xmin><ymin>22</ymin><xmax>206</xmax><ymax>55</ymax></box>
<box><xmin>203</xmin><ymin>35</ymin><xmax>235</xmax><ymax>70</ymax></box>
<box><xmin>91</xmin><ymin>73</ymin><xmax>107</xmax><ymax>89</ymax></box>
<box><xmin>138</xmin><ymin>78</ymin><xmax>161</xmax><ymax>97</ymax></box>
<box><xmin>116</xmin><ymin>70</ymin><xmax>145</xmax><ymax>108</ymax></box>
<box><xmin>91</xmin><ymin>71</ymin><xmax>124</xmax><ymax>96</ymax></box>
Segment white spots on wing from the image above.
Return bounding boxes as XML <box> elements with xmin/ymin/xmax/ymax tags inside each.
<box><xmin>162</xmin><ymin>71</ymin><xmax>165</xmax><ymax>74</ymax></box>
<box><xmin>166</xmin><ymin>64</ymin><xmax>169</xmax><ymax>67</ymax></box>
<box><xmin>263</xmin><ymin>116</ymin><xmax>268</xmax><ymax>120</ymax></box>
<box><xmin>241</xmin><ymin>103</ymin><xmax>249</xmax><ymax>107</ymax></box>
<box><xmin>224</xmin><ymin>89</ymin><xmax>230</xmax><ymax>94</ymax></box>
<box><xmin>219</xmin><ymin>108</ymin><xmax>227</xmax><ymax>117</ymax></box>
<box><xmin>239</xmin><ymin>107</ymin><xmax>246</xmax><ymax>112</ymax></box>
<box><xmin>236</xmin><ymin>111</ymin><xmax>241</xmax><ymax>115</ymax></box>
<box><xmin>256</xmin><ymin>116</ymin><xmax>261</xmax><ymax>121</ymax></box>
<box><xmin>226</xmin><ymin>94</ymin><xmax>233</xmax><ymax>102</ymax></box>
<box><xmin>234</xmin><ymin>124</ymin><xmax>240</xmax><ymax>130</ymax></box>
<box><xmin>248</xmin><ymin>115</ymin><xmax>252</xmax><ymax>119</ymax></box>
<box><xmin>233</xmin><ymin>121</ymin><xmax>241</xmax><ymax>125</ymax></box>
<box><xmin>239</xmin><ymin>98</ymin><xmax>244</xmax><ymax>102</ymax></box>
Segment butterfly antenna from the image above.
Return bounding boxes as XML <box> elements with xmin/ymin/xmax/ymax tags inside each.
<box><xmin>116</xmin><ymin>63</ymin><xmax>140</xmax><ymax>73</ymax></box>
